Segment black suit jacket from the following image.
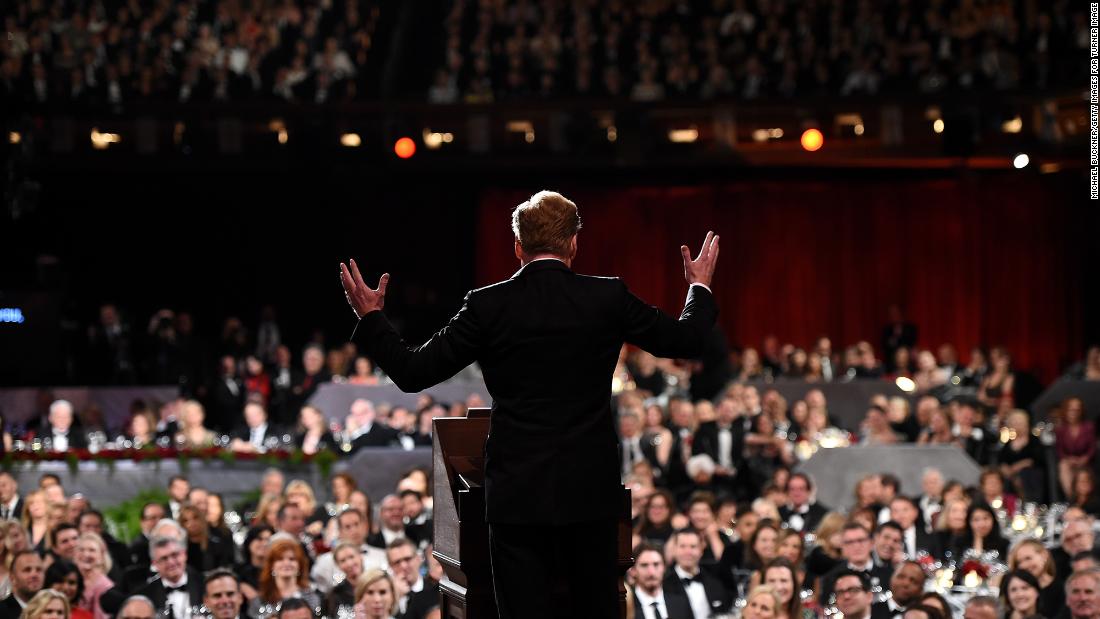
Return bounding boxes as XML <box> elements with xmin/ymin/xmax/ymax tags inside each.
<box><xmin>230</xmin><ymin>423</ymin><xmax>282</xmax><ymax>446</ymax></box>
<box><xmin>350</xmin><ymin>424</ymin><xmax>399</xmax><ymax>450</ymax></box>
<box><xmin>779</xmin><ymin>502</ymin><xmax>830</xmax><ymax>533</ymax></box>
<box><xmin>139</xmin><ymin>567</ymin><xmax>205</xmax><ymax>611</ymax></box>
<box><xmin>354</xmin><ymin>260</ymin><xmax>717</xmax><ymax>524</ymax></box>
<box><xmin>400</xmin><ymin>577</ymin><xmax>440</xmax><ymax>619</ymax></box>
<box><xmin>663</xmin><ymin>566</ymin><xmax>733</xmax><ymax>617</ymax></box>
<box><xmin>0</xmin><ymin>497</ymin><xmax>22</xmax><ymax>521</ymax></box>
<box><xmin>632</xmin><ymin>583</ymin><xmax>696</xmax><ymax>619</ymax></box>
<box><xmin>0</xmin><ymin>595</ymin><xmax>25</xmax><ymax>617</ymax></box>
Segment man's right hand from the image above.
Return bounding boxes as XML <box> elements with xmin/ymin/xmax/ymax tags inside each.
<box><xmin>681</xmin><ymin>231</ymin><xmax>720</xmax><ymax>289</ymax></box>
<box><xmin>340</xmin><ymin>258</ymin><xmax>389</xmax><ymax>319</ymax></box>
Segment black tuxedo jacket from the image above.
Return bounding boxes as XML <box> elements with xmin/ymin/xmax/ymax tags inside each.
<box><xmin>400</xmin><ymin>577</ymin><xmax>440</xmax><ymax>619</ymax></box>
<box><xmin>354</xmin><ymin>259</ymin><xmax>717</xmax><ymax>524</ymax></box>
<box><xmin>230</xmin><ymin>423</ymin><xmax>282</xmax><ymax>445</ymax></box>
<box><xmin>0</xmin><ymin>497</ymin><xmax>23</xmax><ymax>520</ymax></box>
<box><xmin>692</xmin><ymin>421</ymin><xmax>746</xmax><ymax>473</ymax></box>
<box><xmin>663</xmin><ymin>566</ymin><xmax>733</xmax><ymax>617</ymax></box>
<box><xmin>350</xmin><ymin>424</ymin><xmax>399</xmax><ymax>450</ymax></box>
<box><xmin>0</xmin><ymin>595</ymin><xmax>25</xmax><ymax>617</ymax></box>
<box><xmin>632</xmin><ymin>583</ymin><xmax>696</xmax><ymax>619</ymax></box>
<box><xmin>139</xmin><ymin>567</ymin><xmax>205</xmax><ymax>611</ymax></box>
<box><xmin>779</xmin><ymin>502</ymin><xmax>830</xmax><ymax>533</ymax></box>
<box><xmin>871</xmin><ymin>600</ymin><xmax>906</xmax><ymax>619</ymax></box>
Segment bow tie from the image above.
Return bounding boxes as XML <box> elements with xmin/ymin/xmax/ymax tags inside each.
<box><xmin>681</xmin><ymin>574</ymin><xmax>702</xmax><ymax>585</ymax></box>
<box><xmin>165</xmin><ymin>584</ymin><xmax>188</xmax><ymax>593</ymax></box>
<box><xmin>791</xmin><ymin>504</ymin><xmax>810</xmax><ymax>515</ymax></box>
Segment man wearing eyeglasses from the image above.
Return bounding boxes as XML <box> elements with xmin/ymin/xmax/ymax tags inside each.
<box><xmin>833</xmin><ymin>570</ymin><xmax>874</xmax><ymax>619</ymax></box>
<box><xmin>139</xmin><ymin>537</ymin><xmax>203</xmax><ymax>619</ymax></box>
<box><xmin>386</xmin><ymin>538</ymin><xmax>438</xmax><ymax>619</ymax></box>
<box><xmin>819</xmin><ymin>523</ymin><xmax>892</xmax><ymax>606</ymax></box>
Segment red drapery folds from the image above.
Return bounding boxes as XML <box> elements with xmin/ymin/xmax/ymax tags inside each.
<box><xmin>475</xmin><ymin>175</ymin><xmax>1085</xmax><ymax>384</ymax></box>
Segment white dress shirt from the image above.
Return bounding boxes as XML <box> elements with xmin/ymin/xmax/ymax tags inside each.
<box><xmin>163</xmin><ymin>574</ymin><xmax>191</xmax><ymax>619</ymax></box>
<box><xmin>635</xmin><ymin>586</ymin><xmax>669</xmax><ymax>619</ymax></box>
<box><xmin>717</xmin><ymin>425</ymin><xmax>733</xmax><ymax>470</ymax></box>
<box><xmin>674</xmin><ymin>565</ymin><xmax>710</xmax><ymax>619</ymax></box>
<box><xmin>250</xmin><ymin>423</ymin><xmax>268</xmax><ymax>451</ymax></box>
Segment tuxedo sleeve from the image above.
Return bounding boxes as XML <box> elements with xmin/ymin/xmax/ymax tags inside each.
<box><xmin>351</xmin><ymin>292</ymin><xmax>481</xmax><ymax>393</ymax></box>
<box><xmin>621</xmin><ymin>281</ymin><xmax>718</xmax><ymax>359</ymax></box>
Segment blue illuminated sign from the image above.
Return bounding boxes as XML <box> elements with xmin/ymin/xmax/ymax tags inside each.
<box><xmin>0</xmin><ymin>308</ymin><xmax>25</xmax><ymax>323</ymax></box>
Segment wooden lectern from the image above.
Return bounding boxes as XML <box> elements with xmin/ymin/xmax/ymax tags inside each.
<box><xmin>432</xmin><ymin>408</ymin><xmax>634</xmax><ymax>619</ymax></box>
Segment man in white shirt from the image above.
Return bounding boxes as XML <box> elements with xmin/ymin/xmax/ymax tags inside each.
<box><xmin>140</xmin><ymin>537</ymin><xmax>203</xmax><ymax>619</ymax></box>
<box><xmin>311</xmin><ymin>508</ymin><xmax>387</xmax><ymax>592</ymax></box>
<box><xmin>632</xmin><ymin>543</ymin><xmax>693</xmax><ymax>619</ymax></box>
<box><xmin>620</xmin><ymin>409</ymin><xmax>647</xmax><ymax>479</ymax></box>
<box><xmin>202</xmin><ymin>568</ymin><xmax>245</xmax><ymax>619</ymax></box>
<box><xmin>44</xmin><ymin>399</ymin><xmax>85</xmax><ymax>451</ymax></box>
<box><xmin>888</xmin><ymin>496</ymin><xmax>938</xmax><ymax>558</ymax></box>
<box><xmin>368</xmin><ymin>495</ymin><xmax>412</xmax><ymax>548</ymax></box>
<box><xmin>166</xmin><ymin>476</ymin><xmax>190</xmax><ymax>521</ymax></box>
<box><xmin>230</xmin><ymin>402</ymin><xmax>278</xmax><ymax>453</ymax></box>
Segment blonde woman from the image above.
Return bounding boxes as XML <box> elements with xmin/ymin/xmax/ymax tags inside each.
<box><xmin>805</xmin><ymin>512</ymin><xmax>846</xmax><ymax>589</ymax></box>
<box><xmin>73</xmin><ymin>533</ymin><xmax>112</xmax><ymax>619</ymax></box>
<box><xmin>354</xmin><ymin>569</ymin><xmax>398</xmax><ymax>619</ymax></box>
<box><xmin>175</xmin><ymin>400</ymin><xmax>217</xmax><ymax>448</ymax></box>
<box><xmin>285</xmin><ymin>480</ymin><xmax>327</xmax><ymax>536</ymax></box>
<box><xmin>933</xmin><ymin>498</ymin><xmax>970</xmax><ymax>560</ymax></box>
<box><xmin>20</xmin><ymin>491</ymin><xmax>50</xmax><ymax>552</ymax></box>
<box><xmin>20</xmin><ymin>589</ymin><xmax>70</xmax><ymax>619</ymax></box>
<box><xmin>743</xmin><ymin>585</ymin><xmax>782</xmax><ymax>619</ymax></box>
<box><xmin>0</xmin><ymin>520</ymin><xmax>25</xmax><ymax>598</ymax></box>
<box><xmin>1006</xmin><ymin>539</ymin><xmax>1062</xmax><ymax>617</ymax></box>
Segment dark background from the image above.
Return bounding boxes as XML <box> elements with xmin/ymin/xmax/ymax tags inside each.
<box><xmin>0</xmin><ymin>159</ymin><xmax>1094</xmax><ymax>386</ymax></box>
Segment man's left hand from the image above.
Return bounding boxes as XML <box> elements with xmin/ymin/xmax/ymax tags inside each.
<box><xmin>340</xmin><ymin>258</ymin><xmax>389</xmax><ymax>319</ymax></box>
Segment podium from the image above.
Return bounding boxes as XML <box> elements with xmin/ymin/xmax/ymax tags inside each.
<box><xmin>432</xmin><ymin>408</ymin><xmax>634</xmax><ymax>619</ymax></box>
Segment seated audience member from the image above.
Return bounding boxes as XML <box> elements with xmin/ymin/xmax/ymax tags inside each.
<box><xmin>871</xmin><ymin>522</ymin><xmax>904</xmax><ymax>571</ymax></box>
<box><xmin>665</xmin><ymin>529</ymin><xmax>732</xmax><ymax>618</ymax></box>
<box><xmin>2</xmin><ymin>550</ymin><xmax>44</xmax><ymax>615</ymax></box>
<box><xmin>73</xmin><ymin>533</ymin><xmax>113</xmax><ymax>619</ymax></box>
<box><xmin>963</xmin><ymin>596</ymin><xmax>999</xmax><ymax>619</ymax></box>
<box><xmin>1007</xmin><ymin>539</ymin><xmax>1064</xmax><ymax>618</ymax></box>
<box><xmin>1066</xmin><ymin>568</ymin><xmax>1100</xmax><ymax>619</ymax></box>
<box><xmin>954</xmin><ymin>503</ymin><xmax>1009</xmax><ymax>560</ymax></box>
<box><xmin>203</xmin><ymin>568</ymin><xmax>245</xmax><ymax>619</ymax></box>
<box><xmin>354</xmin><ymin>569</ymin><xmax>399</xmax><ymax>619</ymax></box>
<box><xmin>44</xmin><ymin>560</ymin><xmax>91</xmax><ymax>619</ymax></box>
<box><xmin>18</xmin><ymin>589</ymin><xmax>71</xmax><ymax>619</ymax></box>
<box><xmin>871</xmin><ymin>561</ymin><xmax>927</xmax><ymax>619</ymax></box>
<box><xmin>324</xmin><ymin>542</ymin><xmax>365</xmax><ymax>618</ymax></box>
<box><xmin>296</xmin><ymin>405</ymin><xmax>336</xmax><ymax>455</ymax></box>
<box><xmin>230</xmin><ymin>402</ymin><xmax>282</xmax><ymax>452</ymax></box>
<box><xmin>139</xmin><ymin>537</ymin><xmax>204</xmax><ymax>619</ymax></box>
<box><xmin>236</xmin><ymin>525</ymin><xmax>273</xmax><ymax>601</ymax></box>
<box><xmin>933</xmin><ymin>498</ymin><xmax>969</xmax><ymax>560</ymax></box>
<box><xmin>247</xmin><ymin>537</ymin><xmax>322</xmax><ymax>619</ymax></box>
<box><xmin>833</xmin><ymin>570</ymin><xmax>875</xmax><ymax>619</ymax></box>
<box><xmin>178</xmin><ymin>504</ymin><xmax>234</xmax><ymax>572</ymax></box>
<box><xmin>780</xmin><ymin>473</ymin><xmax>830</xmax><ymax>534</ymax></box>
<box><xmin>1054</xmin><ymin>520</ymin><xmax>1095</xmax><ymax>581</ymax></box>
<box><xmin>819</xmin><ymin>523</ymin><xmax>892</xmax><ymax>606</ymax></box>
<box><xmin>115</xmin><ymin>595</ymin><xmax>157</xmax><ymax>619</ymax></box>
<box><xmin>635</xmin><ymin>490</ymin><xmax>677</xmax><ymax>548</ymax></box>
<box><xmin>386</xmin><ymin>539</ymin><xmax>438</xmax><ymax>619</ymax></box>
<box><xmin>40</xmin><ymin>400</ymin><xmax>88</xmax><ymax>451</ymax></box>
<box><xmin>998</xmin><ymin>410</ymin><xmax>1046</xmax><ymax>502</ymax></box>
<box><xmin>743</xmin><ymin>585</ymin><xmax>783</xmax><ymax>619</ymax></box>
<box><xmin>1070</xmin><ymin>469</ymin><xmax>1100</xmax><ymax>517</ymax></box>
<box><xmin>310</xmin><ymin>508</ymin><xmax>386</xmax><ymax>593</ymax></box>
<box><xmin>632</xmin><ymin>542</ymin><xmax>693</xmax><ymax>619</ymax></box>
<box><xmin>1001</xmin><ymin>570</ymin><xmax>1043</xmax><ymax>619</ymax></box>
<box><xmin>762</xmin><ymin>558</ymin><xmax>813</xmax><ymax>619</ymax></box>
<box><xmin>174</xmin><ymin>401</ymin><xmax>217</xmax><ymax>449</ymax></box>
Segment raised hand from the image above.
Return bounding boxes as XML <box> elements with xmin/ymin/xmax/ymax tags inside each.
<box><xmin>339</xmin><ymin>258</ymin><xmax>389</xmax><ymax>319</ymax></box>
<box><xmin>680</xmin><ymin>231</ymin><xmax>720</xmax><ymax>289</ymax></box>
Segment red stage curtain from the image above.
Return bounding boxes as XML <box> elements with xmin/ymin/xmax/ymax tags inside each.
<box><xmin>475</xmin><ymin>175</ymin><xmax>1084</xmax><ymax>384</ymax></box>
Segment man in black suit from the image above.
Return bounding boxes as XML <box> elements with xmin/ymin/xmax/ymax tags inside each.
<box><xmin>664</xmin><ymin>529</ymin><xmax>732</xmax><ymax>618</ymax></box>
<box><xmin>41</xmin><ymin>399</ymin><xmax>88</xmax><ymax>450</ymax></box>
<box><xmin>140</xmin><ymin>537</ymin><xmax>204</xmax><ymax>619</ymax></box>
<box><xmin>692</xmin><ymin>397</ymin><xmax>746</xmax><ymax>500</ymax></box>
<box><xmin>633</xmin><ymin>543</ymin><xmax>694</xmax><ymax>619</ymax></box>
<box><xmin>871</xmin><ymin>561</ymin><xmax>927</xmax><ymax>619</ymax></box>
<box><xmin>208</xmin><ymin>356</ymin><xmax>245</xmax><ymax>432</ymax></box>
<box><xmin>386</xmin><ymin>538</ymin><xmax>438</xmax><ymax>619</ymax></box>
<box><xmin>367</xmin><ymin>495</ymin><xmax>419</xmax><ymax>549</ymax></box>
<box><xmin>0</xmin><ymin>471</ymin><xmax>23</xmax><ymax>520</ymax></box>
<box><xmin>819</xmin><ymin>523</ymin><xmax>893</xmax><ymax>606</ymax></box>
<box><xmin>346</xmin><ymin>399</ymin><xmax>399</xmax><ymax>451</ymax></box>
<box><xmin>833</xmin><ymin>570</ymin><xmax>874</xmax><ymax>619</ymax></box>
<box><xmin>780</xmin><ymin>473</ymin><xmax>830</xmax><ymax>533</ymax></box>
<box><xmin>340</xmin><ymin>190</ymin><xmax>720</xmax><ymax>619</ymax></box>
<box><xmin>229</xmin><ymin>401</ymin><xmax>281</xmax><ymax>452</ymax></box>
<box><xmin>888</xmin><ymin>496</ymin><xmax>939</xmax><ymax>559</ymax></box>
<box><xmin>0</xmin><ymin>550</ymin><xmax>44</xmax><ymax>616</ymax></box>
<box><xmin>620</xmin><ymin>408</ymin><xmax>661</xmax><ymax>480</ymax></box>
<box><xmin>203</xmin><ymin>568</ymin><xmax>245</xmax><ymax>619</ymax></box>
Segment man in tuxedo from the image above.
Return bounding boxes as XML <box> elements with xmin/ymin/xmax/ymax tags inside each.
<box><xmin>229</xmin><ymin>401</ymin><xmax>280</xmax><ymax>452</ymax></box>
<box><xmin>888</xmin><ymin>496</ymin><xmax>938</xmax><ymax>558</ymax></box>
<box><xmin>128</xmin><ymin>502</ymin><xmax>167</xmax><ymax>568</ymax></box>
<box><xmin>819</xmin><ymin>523</ymin><xmax>893</xmax><ymax>606</ymax></box>
<box><xmin>871</xmin><ymin>521</ymin><xmax>904</xmax><ymax>571</ymax></box>
<box><xmin>346</xmin><ymin>399</ymin><xmax>399</xmax><ymax>451</ymax></box>
<box><xmin>871</xmin><ymin>561</ymin><xmax>927</xmax><ymax>619</ymax></box>
<box><xmin>166</xmin><ymin>476</ymin><xmax>190</xmax><ymax>520</ymax></box>
<box><xmin>692</xmin><ymin>397</ymin><xmax>746</xmax><ymax>500</ymax></box>
<box><xmin>386</xmin><ymin>538</ymin><xmax>438</xmax><ymax>619</ymax></box>
<box><xmin>367</xmin><ymin>495</ymin><xmax>417</xmax><ymax>548</ymax></box>
<box><xmin>0</xmin><ymin>550</ymin><xmax>44</xmax><ymax>615</ymax></box>
<box><xmin>633</xmin><ymin>543</ymin><xmax>694</xmax><ymax>619</ymax></box>
<box><xmin>964</xmin><ymin>598</ymin><xmax>998</xmax><ymax>619</ymax></box>
<box><xmin>779</xmin><ymin>473</ymin><xmax>829</xmax><ymax>533</ymax></box>
<box><xmin>41</xmin><ymin>399</ymin><xmax>88</xmax><ymax>450</ymax></box>
<box><xmin>203</xmin><ymin>568</ymin><xmax>245</xmax><ymax>619</ymax></box>
<box><xmin>340</xmin><ymin>190</ymin><xmax>719</xmax><ymax>619</ymax></box>
<box><xmin>116</xmin><ymin>595</ymin><xmax>157</xmax><ymax>619</ymax></box>
<box><xmin>140</xmin><ymin>537</ymin><xmax>204</xmax><ymax>619</ymax></box>
<box><xmin>664</xmin><ymin>529</ymin><xmax>732</xmax><ymax>618</ymax></box>
<box><xmin>209</xmin><ymin>356</ymin><xmax>245</xmax><ymax>432</ymax></box>
<box><xmin>0</xmin><ymin>471</ymin><xmax>23</xmax><ymax>520</ymax></box>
